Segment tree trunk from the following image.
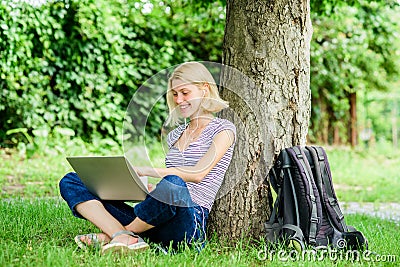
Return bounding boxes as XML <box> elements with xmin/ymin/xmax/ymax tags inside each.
<box><xmin>349</xmin><ymin>92</ymin><xmax>357</xmax><ymax>147</ymax></box>
<box><xmin>333</xmin><ymin>124</ymin><xmax>341</xmax><ymax>145</ymax></box>
<box><xmin>208</xmin><ymin>0</ymin><xmax>312</xmax><ymax>242</ymax></box>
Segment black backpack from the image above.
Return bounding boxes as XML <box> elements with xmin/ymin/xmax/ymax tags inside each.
<box><xmin>265</xmin><ymin>146</ymin><xmax>368</xmax><ymax>251</ymax></box>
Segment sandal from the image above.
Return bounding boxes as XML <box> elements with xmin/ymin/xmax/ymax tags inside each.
<box><xmin>74</xmin><ymin>233</ymin><xmax>109</xmax><ymax>250</ymax></box>
<box><xmin>101</xmin><ymin>230</ymin><xmax>149</xmax><ymax>255</ymax></box>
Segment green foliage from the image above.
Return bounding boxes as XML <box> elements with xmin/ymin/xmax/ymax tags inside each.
<box><xmin>309</xmin><ymin>1</ymin><xmax>400</xmax><ymax>144</ymax></box>
<box><xmin>357</xmin><ymin>88</ymin><xmax>400</xmax><ymax>143</ymax></box>
<box><xmin>2</xmin><ymin>0</ymin><xmax>399</xmax><ymax>149</ymax></box>
<box><xmin>0</xmin><ymin>0</ymin><xmax>225</xmax><ymax>149</ymax></box>
<box><xmin>310</xmin><ymin>0</ymin><xmax>399</xmax><ymax>16</ymax></box>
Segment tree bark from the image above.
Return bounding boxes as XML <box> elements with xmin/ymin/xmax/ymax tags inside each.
<box><xmin>333</xmin><ymin>124</ymin><xmax>341</xmax><ymax>145</ymax></box>
<box><xmin>349</xmin><ymin>92</ymin><xmax>357</xmax><ymax>147</ymax></box>
<box><xmin>208</xmin><ymin>0</ymin><xmax>312</xmax><ymax>242</ymax></box>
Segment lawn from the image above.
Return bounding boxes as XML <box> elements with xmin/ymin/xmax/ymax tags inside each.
<box><xmin>0</xmin><ymin>143</ymin><xmax>399</xmax><ymax>266</ymax></box>
<box><xmin>326</xmin><ymin>145</ymin><xmax>400</xmax><ymax>203</ymax></box>
<box><xmin>0</xmin><ymin>199</ymin><xmax>398</xmax><ymax>266</ymax></box>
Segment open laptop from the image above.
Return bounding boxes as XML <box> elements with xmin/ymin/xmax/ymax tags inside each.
<box><xmin>66</xmin><ymin>156</ymin><xmax>149</xmax><ymax>201</ymax></box>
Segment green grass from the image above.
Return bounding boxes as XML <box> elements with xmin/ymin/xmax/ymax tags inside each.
<box><xmin>0</xmin><ymin>143</ymin><xmax>164</xmax><ymax>199</ymax></box>
<box><xmin>1</xmin><ymin>143</ymin><xmax>399</xmax><ymax>203</ymax></box>
<box><xmin>326</xmin><ymin>145</ymin><xmax>400</xmax><ymax>203</ymax></box>
<box><xmin>0</xmin><ymin>198</ymin><xmax>398</xmax><ymax>267</ymax></box>
<box><xmin>1</xmin><ymin>143</ymin><xmax>399</xmax><ymax>266</ymax></box>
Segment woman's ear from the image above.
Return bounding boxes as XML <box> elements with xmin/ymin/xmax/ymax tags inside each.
<box><xmin>202</xmin><ymin>83</ymin><xmax>210</xmax><ymax>95</ymax></box>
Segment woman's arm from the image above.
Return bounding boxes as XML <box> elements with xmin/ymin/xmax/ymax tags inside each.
<box><xmin>134</xmin><ymin>129</ymin><xmax>235</xmax><ymax>183</ymax></box>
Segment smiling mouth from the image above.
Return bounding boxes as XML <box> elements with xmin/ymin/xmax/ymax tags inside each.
<box><xmin>180</xmin><ymin>104</ymin><xmax>190</xmax><ymax>111</ymax></box>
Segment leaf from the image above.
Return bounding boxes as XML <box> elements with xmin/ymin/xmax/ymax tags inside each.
<box><xmin>32</xmin><ymin>128</ymin><xmax>49</xmax><ymax>138</ymax></box>
<box><xmin>54</xmin><ymin>127</ymin><xmax>75</xmax><ymax>137</ymax></box>
<box><xmin>1</xmin><ymin>23</ymin><xmax>9</xmax><ymax>30</ymax></box>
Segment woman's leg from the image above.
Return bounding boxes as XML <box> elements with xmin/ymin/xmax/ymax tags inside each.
<box><xmin>126</xmin><ymin>175</ymin><xmax>198</xmax><ymax>249</ymax></box>
<box><xmin>74</xmin><ymin>200</ymin><xmax>137</xmax><ymax>244</ymax></box>
<box><xmin>60</xmin><ymin>173</ymin><xmax>199</xmax><ymax>248</ymax></box>
<box><xmin>68</xmin><ymin>174</ymin><xmax>198</xmax><ymax>248</ymax></box>
<box><xmin>59</xmin><ymin>172</ymin><xmax>144</xmax><ymax>245</ymax></box>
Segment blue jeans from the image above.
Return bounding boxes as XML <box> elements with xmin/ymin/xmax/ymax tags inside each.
<box><xmin>59</xmin><ymin>173</ymin><xmax>209</xmax><ymax>250</ymax></box>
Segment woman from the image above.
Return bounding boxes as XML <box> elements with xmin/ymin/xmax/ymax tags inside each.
<box><xmin>59</xmin><ymin>62</ymin><xmax>236</xmax><ymax>254</ymax></box>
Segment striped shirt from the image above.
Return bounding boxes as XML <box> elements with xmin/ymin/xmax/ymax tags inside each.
<box><xmin>165</xmin><ymin>117</ymin><xmax>236</xmax><ymax>211</ymax></box>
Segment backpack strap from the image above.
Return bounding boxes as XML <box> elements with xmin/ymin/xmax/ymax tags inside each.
<box><xmin>311</xmin><ymin>146</ymin><xmax>348</xmax><ymax>232</ymax></box>
<box><xmin>267</xmin><ymin>187</ymin><xmax>281</xmax><ymax>225</ymax></box>
<box><xmin>266</xmin><ymin>148</ymin><xmax>299</xmax><ymax>227</ymax></box>
<box><xmin>292</xmin><ymin>146</ymin><xmax>319</xmax><ymax>245</ymax></box>
<box><xmin>265</xmin><ymin>186</ymin><xmax>283</xmax><ymax>243</ymax></box>
<box><xmin>266</xmin><ymin>149</ymin><xmax>300</xmax><ymax>244</ymax></box>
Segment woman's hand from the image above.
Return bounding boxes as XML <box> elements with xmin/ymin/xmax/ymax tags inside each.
<box><xmin>133</xmin><ymin>166</ymin><xmax>148</xmax><ymax>177</ymax></box>
<box><xmin>147</xmin><ymin>183</ymin><xmax>155</xmax><ymax>192</ymax></box>
<box><xmin>134</xmin><ymin>166</ymin><xmax>162</xmax><ymax>179</ymax></box>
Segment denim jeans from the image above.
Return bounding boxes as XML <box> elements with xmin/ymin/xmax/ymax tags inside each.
<box><xmin>59</xmin><ymin>172</ymin><xmax>209</xmax><ymax>250</ymax></box>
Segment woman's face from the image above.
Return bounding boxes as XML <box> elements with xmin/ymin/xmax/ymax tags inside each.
<box><xmin>171</xmin><ymin>79</ymin><xmax>205</xmax><ymax>119</ymax></box>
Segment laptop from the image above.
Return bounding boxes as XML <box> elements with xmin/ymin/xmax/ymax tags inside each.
<box><xmin>66</xmin><ymin>156</ymin><xmax>149</xmax><ymax>201</ymax></box>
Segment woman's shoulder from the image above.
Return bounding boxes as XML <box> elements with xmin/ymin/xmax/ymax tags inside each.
<box><xmin>213</xmin><ymin>117</ymin><xmax>236</xmax><ymax>130</ymax></box>
<box><xmin>207</xmin><ymin>117</ymin><xmax>236</xmax><ymax>137</ymax></box>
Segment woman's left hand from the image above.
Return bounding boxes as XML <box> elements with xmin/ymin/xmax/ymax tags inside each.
<box><xmin>133</xmin><ymin>166</ymin><xmax>144</xmax><ymax>177</ymax></box>
<box><xmin>147</xmin><ymin>183</ymin><xmax>155</xmax><ymax>192</ymax></box>
<box><xmin>134</xmin><ymin>166</ymin><xmax>155</xmax><ymax>177</ymax></box>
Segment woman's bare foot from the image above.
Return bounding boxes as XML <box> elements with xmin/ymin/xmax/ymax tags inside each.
<box><xmin>109</xmin><ymin>233</ymin><xmax>138</xmax><ymax>246</ymax></box>
<box><xmin>75</xmin><ymin>233</ymin><xmax>111</xmax><ymax>249</ymax></box>
<box><xmin>101</xmin><ymin>230</ymin><xmax>149</xmax><ymax>254</ymax></box>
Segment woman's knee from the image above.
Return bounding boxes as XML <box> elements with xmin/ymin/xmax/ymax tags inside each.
<box><xmin>60</xmin><ymin>171</ymin><xmax>80</xmax><ymax>183</ymax></box>
<box><xmin>156</xmin><ymin>175</ymin><xmax>189</xmax><ymax>195</ymax></box>
<box><xmin>59</xmin><ymin>172</ymin><xmax>84</xmax><ymax>197</ymax></box>
<box><xmin>150</xmin><ymin>175</ymin><xmax>191</xmax><ymax>206</ymax></box>
<box><xmin>161</xmin><ymin>175</ymin><xmax>186</xmax><ymax>188</ymax></box>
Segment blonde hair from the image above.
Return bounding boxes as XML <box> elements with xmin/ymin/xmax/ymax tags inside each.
<box><xmin>166</xmin><ymin>62</ymin><xmax>228</xmax><ymax>126</ymax></box>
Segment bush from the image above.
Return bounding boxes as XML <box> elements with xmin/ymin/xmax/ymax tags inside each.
<box><xmin>0</xmin><ymin>0</ymin><xmax>225</xmax><ymax>148</ymax></box>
